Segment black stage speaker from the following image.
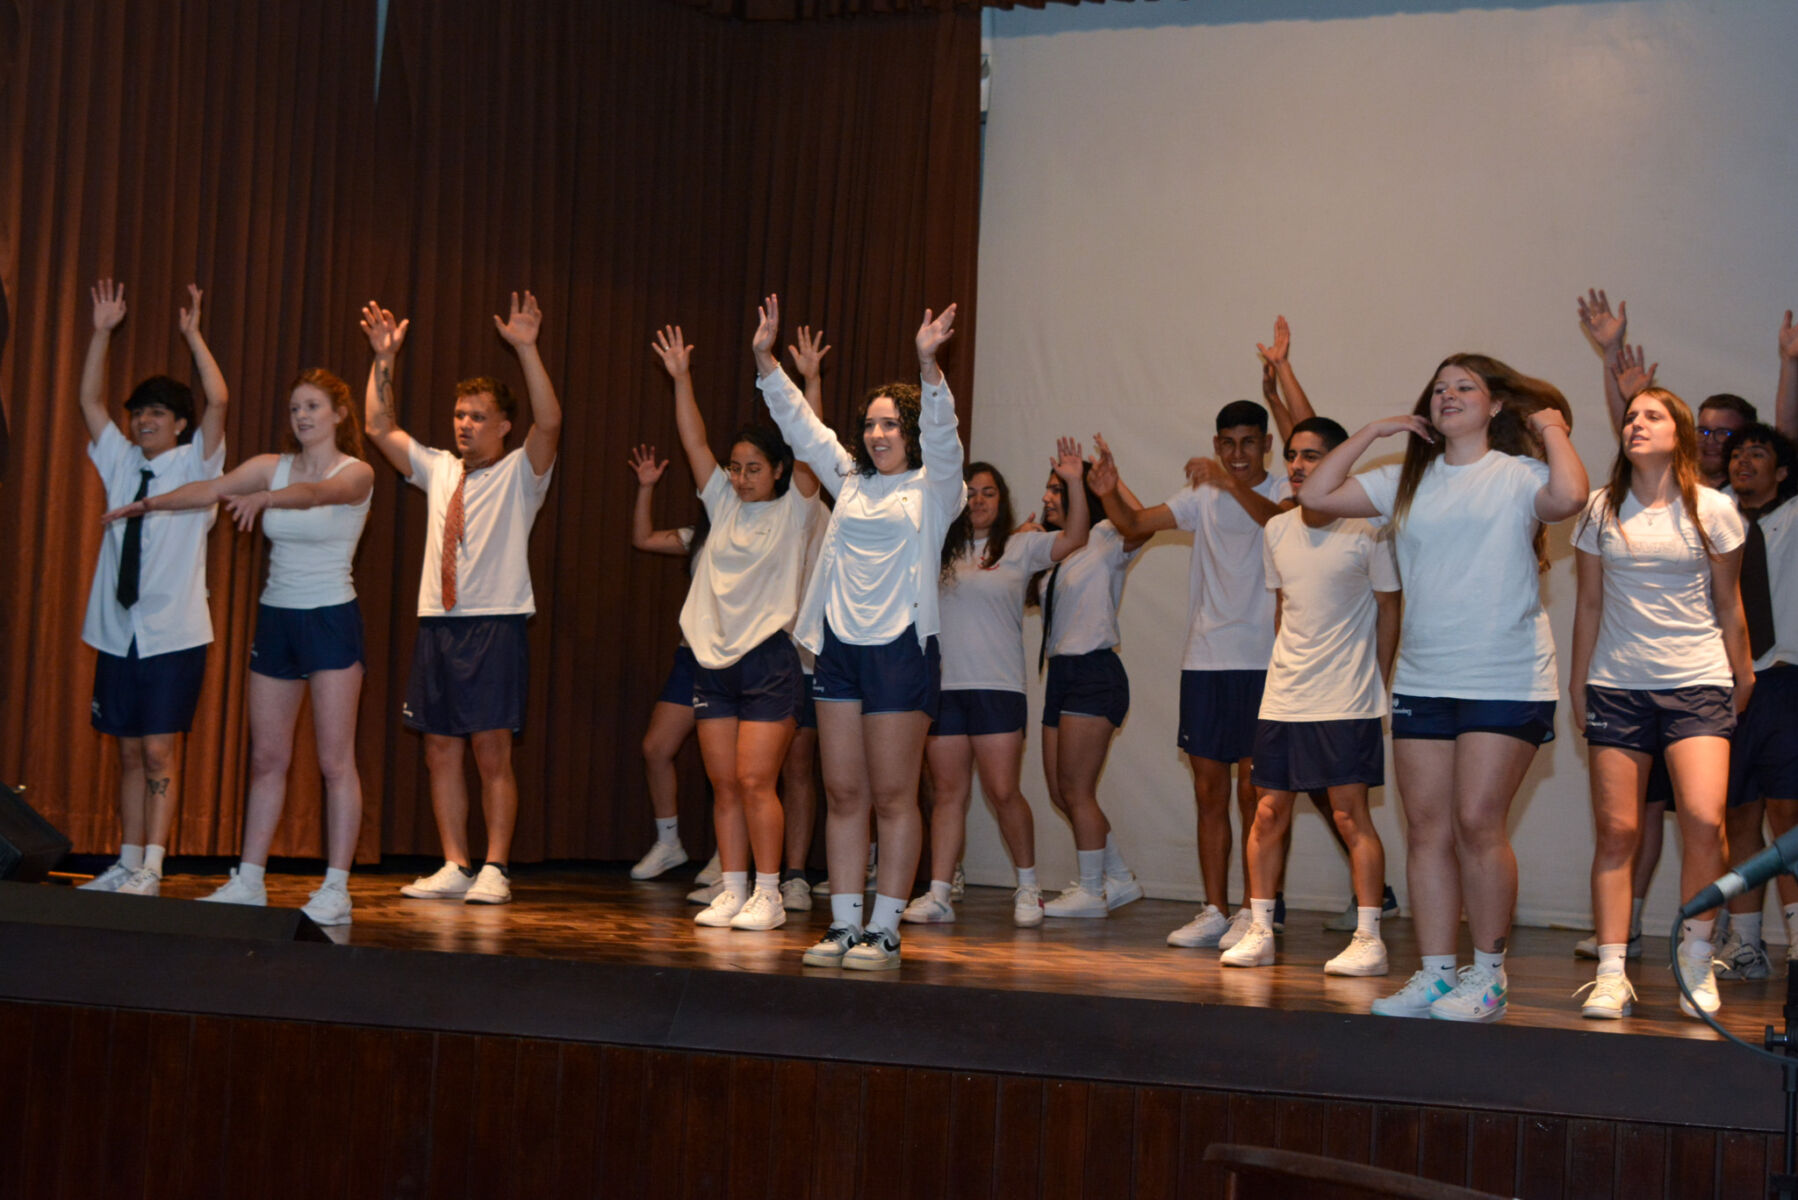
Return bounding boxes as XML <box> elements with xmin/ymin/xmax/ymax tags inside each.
<box><xmin>0</xmin><ymin>783</ymin><xmax>71</xmax><ymax>882</ymax></box>
<box><xmin>0</xmin><ymin>880</ymin><xmax>331</xmax><ymax>943</ymax></box>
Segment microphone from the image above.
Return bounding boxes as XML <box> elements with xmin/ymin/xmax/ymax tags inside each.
<box><xmin>1680</xmin><ymin>825</ymin><xmax>1798</xmax><ymax>919</ymax></box>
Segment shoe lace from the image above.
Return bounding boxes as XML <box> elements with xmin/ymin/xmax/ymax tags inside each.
<box><xmin>1573</xmin><ymin>973</ymin><xmax>1636</xmax><ymax>1003</ymax></box>
<box><xmin>1446</xmin><ymin>963</ymin><xmax>1497</xmax><ymax>997</ymax></box>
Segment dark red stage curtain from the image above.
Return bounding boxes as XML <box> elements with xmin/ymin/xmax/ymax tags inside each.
<box><xmin>0</xmin><ymin>0</ymin><xmax>982</xmax><ymax>864</ymax></box>
<box><xmin>675</xmin><ymin>0</ymin><xmax>1096</xmax><ymax>18</ymax></box>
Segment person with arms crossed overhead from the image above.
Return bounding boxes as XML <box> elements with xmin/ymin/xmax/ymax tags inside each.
<box><xmin>361</xmin><ymin>293</ymin><xmax>561</xmax><ymax>906</ymax></box>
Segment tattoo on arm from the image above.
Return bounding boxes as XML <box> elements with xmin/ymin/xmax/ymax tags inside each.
<box><xmin>375</xmin><ymin>363</ymin><xmax>396</xmax><ymax>428</ymax></box>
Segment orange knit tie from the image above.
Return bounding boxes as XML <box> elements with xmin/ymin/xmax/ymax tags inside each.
<box><xmin>441</xmin><ymin>464</ymin><xmax>467</xmax><ymax>610</ymax></box>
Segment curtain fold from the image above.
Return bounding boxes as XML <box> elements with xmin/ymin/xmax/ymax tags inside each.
<box><xmin>0</xmin><ymin>0</ymin><xmax>981</xmax><ymax>863</ymax></box>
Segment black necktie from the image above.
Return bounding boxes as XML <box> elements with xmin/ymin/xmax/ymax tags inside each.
<box><xmin>116</xmin><ymin>468</ymin><xmax>152</xmax><ymax>609</ymax></box>
<box><xmin>1741</xmin><ymin>506</ymin><xmax>1776</xmax><ymax>660</ymax></box>
<box><xmin>1037</xmin><ymin>562</ymin><xmax>1062</xmax><ymax>673</ymax></box>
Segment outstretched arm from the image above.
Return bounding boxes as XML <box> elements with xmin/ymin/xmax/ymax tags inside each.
<box><xmin>915</xmin><ymin>304</ymin><xmax>967</xmax><ymax>520</ymax></box>
<box><xmin>1529</xmin><ymin>407</ymin><xmax>1589</xmax><ymax>522</ymax></box>
<box><xmin>360</xmin><ymin>301</ymin><xmax>416</xmax><ymax>475</ymax></box>
<box><xmin>1298</xmin><ymin>416</ymin><xmax>1427</xmax><ymax>518</ymax></box>
<box><xmin>629</xmin><ymin>444</ymin><xmax>689</xmax><ymax>556</ymax></box>
<box><xmin>1256</xmin><ymin>315</ymin><xmax>1315</xmax><ymax>441</ymax></box>
<box><xmin>79</xmin><ymin>280</ymin><xmax>127</xmax><ymax>443</ymax></box>
<box><xmin>179</xmin><ymin>285</ymin><xmax>229</xmax><ymax>459</ymax></box>
<box><xmin>786</xmin><ymin>325</ymin><xmax>831</xmax><ymax>498</ymax></box>
<box><xmin>1089</xmin><ymin>433</ymin><xmax>1174</xmax><ymax>544</ymax></box>
<box><xmin>652</xmin><ymin>325</ymin><xmax>715</xmax><ymax>491</ymax></box>
<box><xmin>496</xmin><ymin>290</ymin><xmax>561</xmax><ymax>475</ymax></box>
<box><xmin>1047</xmin><ymin>437</ymin><xmax>1091</xmax><ymax>561</ymax></box>
<box><xmin>101</xmin><ymin>454</ymin><xmax>279</xmax><ymax>522</ymax></box>
<box><xmin>1577</xmin><ymin>289</ymin><xmax>1630</xmax><ymax>430</ymax></box>
<box><xmin>220</xmin><ymin>459</ymin><xmax>374</xmax><ymax>533</ymax></box>
<box><xmin>1185</xmin><ymin>456</ymin><xmax>1286</xmax><ymax>527</ymax></box>
<box><xmin>1777</xmin><ymin>310</ymin><xmax>1798</xmax><ymax>440</ymax></box>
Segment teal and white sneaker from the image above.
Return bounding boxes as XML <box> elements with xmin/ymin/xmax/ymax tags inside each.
<box><xmin>1429</xmin><ymin>963</ymin><xmax>1508</xmax><ymax>1023</ymax></box>
<box><xmin>1370</xmin><ymin>968</ymin><xmax>1454</xmax><ymax>1018</ymax></box>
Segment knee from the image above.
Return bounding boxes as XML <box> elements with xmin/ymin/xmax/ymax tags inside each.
<box><xmin>424</xmin><ymin>739</ymin><xmax>463</xmax><ymax>775</ymax></box>
<box><xmin>139</xmin><ymin>738</ymin><xmax>177</xmax><ymax>777</ymax></box>
<box><xmin>870</xmin><ymin>787</ymin><xmax>919</xmax><ymax>822</ymax></box>
<box><xmin>642</xmin><ymin>731</ymin><xmax>671</xmax><ymax>763</ymax></box>
<box><xmin>471</xmin><ymin>740</ymin><xmax>512</xmax><ymax>781</ymax></box>
<box><xmin>249</xmin><ymin>739</ymin><xmax>294</xmax><ymax>779</ymax></box>
<box><xmin>1591</xmin><ymin>816</ymin><xmax>1639</xmax><ymax>862</ymax></box>
<box><xmin>1451</xmin><ymin>812</ymin><xmax>1506</xmax><ymax>855</ymax></box>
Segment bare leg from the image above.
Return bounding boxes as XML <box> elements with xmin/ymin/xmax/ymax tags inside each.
<box><xmin>239</xmin><ymin>673</ymin><xmax>309</xmax><ymax>866</ymax></box>
<box><xmin>1588</xmin><ymin>745</ymin><xmax>1649</xmax><ymax>946</ymax></box>
<box><xmin>140</xmin><ymin>733</ymin><xmax>180</xmax><ymax>849</ymax></box>
<box><xmin>780</xmin><ymin>726</ymin><xmax>818</xmax><ymax>871</ymax></box>
<box><xmin>1635</xmin><ymin>798</ymin><xmax>1667</xmax><ymax>902</ymax></box>
<box><xmin>1190</xmin><ymin>754</ymin><xmax>1233</xmax><ymax>910</ymax></box>
<box><xmin>1665</xmin><ymin>735</ymin><xmax>1732</xmax><ymax>923</ymax></box>
<box><xmin>115</xmin><ymin>736</ymin><xmax>148</xmax><ymax>847</ymax></box>
<box><xmin>1725</xmin><ymin>798</ymin><xmax>1768</xmax><ymax>925</ymax></box>
<box><xmin>1055</xmin><ymin>716</ymin><xmax>1118</xmax><ymax>851</ymax></box>
<box><xmin>697</xmin><ymin>717</ymin><xmax>750</xmax><ymax>873</ymax></box>
<box><xmin>1245</xmin><ymin>789</ymin><xmax>1296</xmax><ymax>900</ymax></box>
<box><xmin>815</xmin><ymin>701</ymin><xmax>873</xmax><ymax>897</ymax></box>
<box><xmin>1326</xmin><ymin>783</ymin><xmax>1386</xmax><ymax>908</ymax></box>
<box><xmin>738</xmin><ymin>719</ymin><xmax>795</xmax><ymax>876</ymax></box>
<box><xmin>469</xmin><ymin>729</ymin><xmax>518</xmax><ymax>865</ymax></box>
<box><xmin>865</xmin><ymin>711</ymin><xmax>932</xmax><ymax>900</ymax></box>
<box><xmin>1232</xmin><ymin>756</ymin><xmax>1260</xmax><ymax>894</ymax></box>
<box><xmin>641</xmin><ymin>701</ymin><xmax>695</xmax><ymax>822</ymax></box>
<box><xmin>971</xmin><ymin>731</ymin><xmax>1035</xmax><ymax>870</ymax></box>
<box><xmin>924</xmin><ymin>734</ymin><xmax>973</xmax><ymax>885</ymax></box>
<box><xmin>1450</xmin><ymin>732</ymin><xmax>1538</xmax><ymax>954</ymax></box>
<box><xmin>308</xmin><ymin>664</ymin><xmax>366</xmax><ymax>871</ymax></box>
<box><xmin>423</xmin><ymin>734</ymin><xmax>472</xmax><ymax>868</ymax></box>
<box><xmin>1392</xmin><ymin>738</ymin><xmax>1459</xmax><ymax>957</ymax></box>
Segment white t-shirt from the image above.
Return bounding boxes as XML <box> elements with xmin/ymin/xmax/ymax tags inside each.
<box><xmin>407</xmin><ymin>442</ymin><xmax>554</xmax><ymax>617</ymax></box>
<box><xmin>1754</xmin><ymin>496</ymin><xmax>1798</xmax><ymax>672</ymax></box>
<box><xmin>679</xmin><ymin>470</ymin><xmax>818</xmax><ymax>670</ymax></box>
<box><xmin>758</xmin><ymin>366</ymin><xmax>964</xmax><ymax>651</ymax></box>
<box><xmin>1573</xmin><ymin>486</ymin><xmax>1745</xmax><ymax>689</ymax></box>
<box><xmin>1045</xmin><ymin>521</ymin><xmax>1142</xmax><ymax>658</ymax></box>
<box><xmin>939</xmin><ymin>530</ymin><xmax>1059</xmax><ymax>692</ymax></box>
<box><xmin>1165</xmin><ymin>472</ymin><xmax>1292</xmax><ymax>671</ymax></box>
<box><xmin>82</xmin><ymin>423</ymin><xmax>226</xmax><ymax>657</ymax></box>
<box><xmin>1260</xmin><ymin>511</ymin><xmax>1400</xmax><ymax>720</ymax></box>
<box><xmin>1359</xmin><ymin>451</ymin><xmax>1558</xmax><ymax>700</ymax></box>
<box><xmin>261</xmin><ymin>455</ymin><xmax>371</xmax><ymax>609</ymax></box>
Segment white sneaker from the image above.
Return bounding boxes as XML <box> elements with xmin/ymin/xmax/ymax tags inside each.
<box><xmin>1573</xmin><ymin>930</ymin><xmax>1642</xmax><ymax>959</ymax></box>
<box><xmin>687</xmin><ymin>880</ymin><xmax>725</xmax><ymax>905</ymax></box>
<box><xmin>695</xmin><ymin>889</ymin><xmax>748</xmax><ymax>926</ymax></box>
<box><xmin>1220</xmin><ymin>922</ymin><xmax>1275</xmax><ymax>967</ymax></box>
<box><xmin>842</xmin><ymin>927</ymin><xmax>902</xmax><ymax>971</ymax></box>
<box><xmin>1429</xmin><ymin>964</ymin><xmax>1508</xmax><ymax>1023</ymax></box>
<box><xmin>694</xmin><ymin>851</ymin><xmax>723</xmax><ymax>887</ymax></box>
<box><xmin>79</xmin><ymin>862</ymin><xmax>134</xmax><ymax>892</ymax></box>
<box><xmin>1166</xmin><ymin>904</ymin><xmax>1228</xmax><ymax>948</ymax></box>
<box><xmin>802</xmin><ymin>923</ymin><xmax>860</xmax><ymax>967</ymax></box>
<box><xmin>1013</xmin><ymin>885</ymin><xmax>1045</xmax><ymax>927</ymax></box>
<box><xmin>1324</xmin><ymin>932</ymin><xmax>1389</xmax><ymax>977</ymax></box>
<box><xmin>1370</xmin><ymin>968</ymin><xmax>1454</xmax><ymax>1018</ymax></box>
<box><xmin>201</xmin><ymin>869</ymin><xmax>268</xmax><ymax>906</ymax></box>
<box><xmin>728</xmin><ymin>889</ymin><xmax>786</xmax><ymax>931</ymax></box>
<box><xmin>401</xmin><ymin>861</ymin><xmax>475</xmax><ymax>899</ymax></box>
<box><xmin>630</xmin><ymin>840</ymin><xmax>689</xmax><ymax>880</ymax></box>
<box><xmin>464</xmin><ymin>864</ymin><xmax>512</xmax><ymax>905</ymax></box>
<box><xmin>1678</xmin><ymin>947</ymin><xmax>1722</xmax><ymax>1018</ymax></box>
<box><xmin>1716</xmin><ymin>928</ymin><xmax>1773</xmax><ymax>981</ymax></box>
<box><xmin>116</xmin><ymin>867</ymin><xmax>161</xmax><ymax>896</ymax></box>
<box><xmin>1043</xmin><ymin>882</ymin><xmax>1109</xmax><ymax>919</ymax></box>
<box><xmin>301</xmin><ymin>881</ymin><xmax>353</xmax><ymax>926</ymax></box>
<box><xmin>780</xmin><ymin>876</ymin><xmax>812</xmax><ymax>912</ymax></box>
<box><xmin>951</xmin><ymin>862</ymin><xmax>966</xmax><ymax>900</ymax></box>
<box><xmin>1574</xmin><ymin>971</ymin><xmax>1636</xmax><ymax>1019</ymax></box>
<box><xmin>901</xmin><ymin>893</ymin><xmax>956</xmax><ymax>924</ymax></box>
<box><xmin>1218</xmin><ymin>907</ymin><xmax>1254</xmax><ymax>950</ymax></box>
<box><xmin>1103</xmin><ymin>872</ymin><xmax>1144</xmax><ymax>910</ymax></box>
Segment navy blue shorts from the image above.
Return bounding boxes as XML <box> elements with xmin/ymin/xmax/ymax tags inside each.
<box><xmin>692</xmin><ymin>633</ymin><xmax>805</xmax><ymax>723</ymax></box>
<box><xmin>1583</xmin><ymin>685</ymin><xmax>1734</xmax><ymax>754</ymax></box>
<box><xmin>403</xmin><ymin>615</ymin><xmax>529</xmax><ymax>736</ymax></box>
<box><xmin>813</xmin><ymin>623</ymin><xmax>941</xmax><ymax>717</ymax></box>
<box><xmin>249</xmin><ymin>601</ymin><xmax>364</xmax><ymax>679</ymax></box>
<box><xmin>1043</xmin><ymin>649</ymin><xmax>1129</xmax><ymax>729</ymax></box>
<box><xmin>1178</xmin><ymin>669</ymin><xmax>1266</xmax><ymax>763</ymax></box>
<box><xmin>796</xmin><ymin>674</ymin><xmax>817</xmax><ymax>730</ymax></box>
<box><xmin>91</xmin><ymin>640</ymin><xmax>208</xmax><ymax>738</ymax></box>
<box><xmin>1390</xmin><ymin>693</ymin><xmax>1556</xmax><ymax>746</ymax></box>
<box><xmin>1730</xmin><ymin>666</ymin><xmax>1798</xmax><ymax>807</ymax></box>
<box><xmin>1250</xmin><ymin>717</ymin><xmax>1385</xmax><ymax>792</ymax></box>
<box><xmin>930</xmin><ymin>689</ymin><xmax>1028</xmax><ymax>738</ymax></box>
<box><xmin>1648</xmin><ymin>754</ymin><xmax>1675</xmax><ymax>810</ymax></box>
<box><xmin>657</xmin><ymin>645</ymin><xmax>699</xmax><ymax>708</ymax></box>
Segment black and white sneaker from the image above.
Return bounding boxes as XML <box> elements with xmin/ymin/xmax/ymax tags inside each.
<box><xmin>842</xmin><ymin>927</ymin><xmax>901</xmax><ymax>971</ymax></box>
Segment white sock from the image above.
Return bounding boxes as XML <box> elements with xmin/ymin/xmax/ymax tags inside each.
<box><xmin>1356</xmin><ymin>907</ymin><xmax>1380</xmax><ymax>938</ymax></box>
<box><xmin>830</xmin><ymin>892</ymin><xmax>864</xmax><ymax>928</ymax></box>
<box><xmin>930</xmin><ymin>879</ymin><xmax>952</xmax><ymax>905</ymax></box>
<box><xmin>655</xmin><ymin>817</ymin><xmax>680</xmax><ymax>845</ymax></box>
<box><xmin>324</xmin><ymin>866</ymin><xmax>350</xmax><ymax>889</ymax></box>
<box><xmin>1681</xmin><ymin>917</ymin><xmax>1714</xmax><ymax>956</ymax></box>
<box><xmin>722</xmin><ymin>871</ymin><xmax>750</xmax><ymax>900</ymax></box>
<box><xmin>1473</xmin><ymin>948</ymin><xmax>1506</xmax><ymax>979</ymax></box>
<box><xmin>1597</xmin><ymin>944</ymin><xmax>1628</xmax><ymax>975</ymax></box>
<box><xmin>119</xmin><ymin>843</ymin><xmax>145</xmax><ymax>870</ymax></box>
<box><xmin>1077</xmin><ymin>849</ymin><xmax>1104</xmax><ymax>894</ymax></box>
<box><xmin>1016</xmin><ymin>866</ymin><xmax>1038</xmax><ymax>890</ymax></box>
<box><xmin>868</xmin><ymin>893</ymin><xmax>907</xmax><ymax>936</ymax></box>
<box><xmin>753</xmin><ymin>871</ymin><xmax>779</xmax><ymax>896</ymax></box>
<box><xmin>238</xmin><ymin>861</ymin><xmax>266</xmax><ymax>885</ymax></box>
<box><xmin>1421</xmin><ymin>954</ymin><xmax>1457</xmax><ymax>980</ymax></box>
<box><xmin>143</xmin><ymin>844</ymin><xmax>166</xmax><ymax>876</ymax></box>
<box><xmin>1102</xmin><ymin>834</ymin><xmax>1128</xmax><ymax>877</ymax></box>
<box><xmin>1736</xmin><ymin>912</ymin><xmax>1764</xmax><ymax>944</ymax></box>
<box><xmin>1249</xmin><ymin>897</ymin><xmax>1276</xmax><ymax>929</ymax></box>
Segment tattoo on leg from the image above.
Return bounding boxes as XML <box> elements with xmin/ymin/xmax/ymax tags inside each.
<box><xmin>146</xmin><ymin>777</ymin><xmax>171</xmax><ymax>797</ymax></box>
<box><xmin>1491</xmin><ymin>936</ymin><xmax>1507</xmax><ymax>954</ymax></box>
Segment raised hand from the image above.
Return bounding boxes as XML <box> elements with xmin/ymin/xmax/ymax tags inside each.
<box><xmin>1050</xmin><ymin>436</ymin><xmax>1085</xmax><ymax>485</ymax></box>
<box><xmin>629</xmin><ymin>443</ymin><xmax>668</xmax><ymax>485</ymax></box>
<box><xmin>1260</xmin><ymin>360</ymin><xmax>1279</xmax><ymax>406</ymax></box>
<box><xmin>1256</xmin><ymin>315</ymin><xmax>1291</xmax><ymax>366</ymax></box>
<box><xmin>177</xmin><ymin>284</ymin><xmax>204</xmax><ymax>338</ymax></box>
<box><xmin>1088</xmin><ymin>434</ymin><xmax>1119</xmax><ymax>496</ymax></box>
<box><xmin>223</xmin><ymin>490</ymin><xmax>273</xmax><ymax>533</ymax></box>
<box><xmin>92</xmin><ymin>279</ymin><xmax>127</xmax><ymax>332</ymax></box>
<box><xmin>916</xmin><ymin>304</ymin><xmax>957</xmax><ymax>368</ymax></box>
<box><xmin>753</xmin><ymin>294</ymin><xmax>780</xmax><ymax>361</ymax></box>
<box><xmin>1527</xmin><ymin>406</ymin><xmax>1572</xmax><ymax>439</ymax></box>
<box><xmin>493</xmin><ymin>290</ymin><xmax>542</xmax><ymax>347</ymax></box>
<box><xmin>1366</xmin><ymin>413</ymin><xmax>1436</xmax><ymax>442</ymax></box>
<box><xmin>1780</xmin><ymin>311</ymin><xmax>1798</xmax><ymax>362</ymax></box>
<box><xmin>360</xmin><ymin>301</ymin><xmax>409</xmax><ymax>360</ymax></box>
<box><xmin>1577</xmin><ymin>288</ymin><xmax>1627</xmax><ymax>352</ymax></box>
<box><xmin>651</xmin><ymin>325</ymin><xmax>694</xmax><ymax>379</ymax></box>
<box><xmin>788</xmin><ymin>325</ymin><xmax>832</xmax><ymax>382</ymax></box>
<box><xmin>1610</xmin><ymin>343</ymin><xmax>1657</xmax><ymax>400</ymax></box>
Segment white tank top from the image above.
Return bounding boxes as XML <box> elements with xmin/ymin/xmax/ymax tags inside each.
<box><xmin>260</xmin><ymin>455</ymin><xmax>371</xmax><ymax>608</ymax></box>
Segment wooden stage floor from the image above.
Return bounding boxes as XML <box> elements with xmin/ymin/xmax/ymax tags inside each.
<box><xmin>149</xmin><ymin>859</ymin><xmax>1789</xmax><ymax>1044</ymax></box>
